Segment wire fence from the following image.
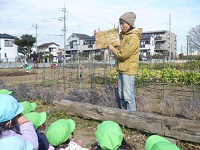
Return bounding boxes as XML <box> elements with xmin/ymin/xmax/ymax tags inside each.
<box><xmin>36</xmin><ymin>50</ymin><xmax>200</xmax><ymax>103</ymax></box>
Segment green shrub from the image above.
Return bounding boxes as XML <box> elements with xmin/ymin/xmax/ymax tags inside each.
<box><xmin>94</xmin><ymin>55</ymin><xmax>103</xmax><ymax>62</ymax></box>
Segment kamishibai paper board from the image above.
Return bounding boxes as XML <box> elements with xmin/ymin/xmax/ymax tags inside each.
<box><xmin>95</xmin><ymin>28</ymin><xmax>120</xmax><ymax>49</ymax></box>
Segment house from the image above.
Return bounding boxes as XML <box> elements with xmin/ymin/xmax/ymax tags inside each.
<box><xmin>0</xmin><ymin>33</ymin><xmax>18</xmax><ymax>62</ymax></box>
<box><xmin>140</xmin><ymin>30</ymin><xmax>177</xmax><ymax>59</ymax></box>
<box><xmin>67</xmin><ymin>30</ymin><xmax>177</xmax><ymax>61</ymax></box>
<box><xmin>66</xmin><ymin>33</ymin><xmax>96</xmax><ymax>59</ymax></box>
<box><xmin>37</xmin><ymin>42</ymin><xmax>60</xmax><ymax>62</ymax></box>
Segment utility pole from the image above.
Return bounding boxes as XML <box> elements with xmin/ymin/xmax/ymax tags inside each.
<box><xmin>169</xmin><ymin>14</ymin><xmax>172</xmax><ymax>61</ymax></box>
<box><xmin>35</xmin><ymin>24</ymin><xmax>38</xmax><ymax>52</ymax></box>
<box><xmin>32</xmin><ymin>24</ymin><xmax>38</xmax><ymax>52</ymax></box>
<box><xmin>62</xmin><ymin>4</ymin><xmax>67</xmax><ymax>90</ymax></box>
<box><xmin>62</xmin><ymin>4</ymin><xmax>67</xmax><ymax>64</ymax></box>
<box><xmin>187</xmin><ymin>35</ymin><xmax>189</xmax><ymax>61</ymax></box>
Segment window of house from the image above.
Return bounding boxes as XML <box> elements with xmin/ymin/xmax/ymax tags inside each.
<box><xmin>174</xmin><ymin>44</ymin><xmax>176</xmax><ymax>48</ymax></box>
<box><xmin>4</xmin><ymin>40</ymin><xmax>13</xmax><ymax>47</ymax></box>
<box><xmin>69</xmin><ymin>41</ymin><xmax>74</xmax><ymax>49</ymax></box>
<box><xmin>88</xmin><ymin>45</ymin><xmax>93</xmax><ymax>48</ymax></box>
<box><xmin>4</xmin><ymin>53</ymin><xmax>7</xmax><ymax>57</ymax></box>
<box><xmin>49</xmin><ymin>48</ymin><xmax>54</xmax><ymax>52</ymax></box>
<box><xmin>140</xmin><ymin>41</ymin><xmax>145</xmax><ymax>48</ymax></box>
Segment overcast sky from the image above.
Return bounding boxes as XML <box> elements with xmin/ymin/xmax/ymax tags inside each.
<box><xmin>0</xmin><ymin>0</ymin><xmax>199</xmax><ymax>53</ymax></box>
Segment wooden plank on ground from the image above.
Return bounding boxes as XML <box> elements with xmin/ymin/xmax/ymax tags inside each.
<box><xmin>95</xmin><ymin>28</ymin><xmax>120</xmax><ymax>49</ymax></box>
<box><xmin>53</xmin><ymin>100</ymin><xmax>200</xmax><ymax>144</ymax></box>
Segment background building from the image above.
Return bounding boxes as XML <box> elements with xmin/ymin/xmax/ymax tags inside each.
<box><xmin>37</xmin><ymin>42</ymin><xmax>60</xmax><ymax>62</ymax></box>
<box><xmin>0</xmin><ymin>33</ymin><xmax>18</xmax><ymax>62</ymax></box>
<box><xmin>140</xmin><ymin>30</ymin><xmax>177</xmax><ymax>59</ymax></box>
<box><xmin>66</xmin><ymin>33</ymin><xmax>96</xmax><ymax>60</ymax></box>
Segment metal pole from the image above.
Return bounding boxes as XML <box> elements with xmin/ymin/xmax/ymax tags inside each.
<box><xmin>62</xmin><ymin>4</ymin><xmax>67</xmax><ymax>90</ymax></box>
<box><xmin>36</xmin><ymin>24</ymin><xmax>38</xmax><ymax>52</ymax></box>
<box><xmin>187</xmin><ymin>35</ymin><xmax>189</xmax><ymax>61</ymax></box>
<box><xmin>63</xmin><ymin>4</ymin><xmax>66</xmax><ymax>65</ymax></box>
<box><xmin>169</xmin><ymin>14</ymin><xmax>172</xmax><ymax>61</ymax></box>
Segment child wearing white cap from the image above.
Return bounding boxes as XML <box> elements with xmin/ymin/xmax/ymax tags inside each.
<box><xmin>0</xmin><ymin>94</ymin><xmax>39</xmax><ymax>150</ymax></box>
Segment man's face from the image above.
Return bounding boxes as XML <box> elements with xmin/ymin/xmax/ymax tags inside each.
<box><xmin>119</xmin><ymin>20</ymin><xmax>131</xmax><ymax>34</ymax></box>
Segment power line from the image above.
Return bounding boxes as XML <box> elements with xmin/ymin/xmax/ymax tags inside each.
<box><xmin>25</xmin><ymin>26</ymin><xmax>33</xmax><ymax>34</ymax></box>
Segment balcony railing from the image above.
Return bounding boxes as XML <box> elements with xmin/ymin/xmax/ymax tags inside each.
<box><xmin>155</xmin><ymin>46</ymin><xmax>164</xmax><ymax>50</ymax></box>
<box><xmin>155</xmin><ymin>36</ymin><xmax>166</xmax><ymax>41</ymax></box>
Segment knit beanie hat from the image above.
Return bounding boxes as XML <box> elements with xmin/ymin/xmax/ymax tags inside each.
<box><xmin>119</xmin><ymin>12</ymin><xmax>136</xmax><ymax>28</ymax></box>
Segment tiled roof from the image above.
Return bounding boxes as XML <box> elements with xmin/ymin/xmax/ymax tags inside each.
<box><xmin>38</xmin><ymin>42</ymin><xmax>59</xmax><ymax>47</ymax></box>
<box><xmin>73</xmin><ymin>33</ymin><xmax>95</xmax><ymax>41</ymax></box>
<box><xmin>142</xmin><ymin>30</ymin><xmax>168</xmax><ymax>34</ymax></box>
<box><xmin>0</xmin><ymin>33</ymin><xmax>15</xmax><ymax>39</ymax></box>
<box><xmin>73</xmin><ymin>33</ymin><xmax>91</xmax><ymax>40</ymax></box>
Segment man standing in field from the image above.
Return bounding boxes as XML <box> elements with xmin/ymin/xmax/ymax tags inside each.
<box><xmin>108</xmin><ymin>12</ymin><xmax>141</xmax><ymax>111</ymax></box>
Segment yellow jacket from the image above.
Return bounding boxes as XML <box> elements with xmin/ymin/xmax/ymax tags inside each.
<box><xmin>111</xmin><ymin>28</ymin><xmax>142</xmax><ymax>75</ymax></box>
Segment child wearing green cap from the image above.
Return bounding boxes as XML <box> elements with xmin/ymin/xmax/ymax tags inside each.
<box><xmin>146</xmin><ymin>135</ymin><xmax>180</xmax><ymax>150</ymax></box>
<box><xmin>46</xmin><ymin>119</ymin><xmax>89</xmax><ymax>150</ymax></box>
<box><xmin>25</xmin><ymin>111</ymin><xmax>50</xmax><ymax>150</ymax></box>
<box><xmin>0</xmin><ymin>94</ymin><xmax>38</xmax><ymax>150</ymax></box>
<box><xmin>91</xmin><ymin>120</ymin><xmax>132</xmax><ymax>150</ymax></box>
<box><xmin>19</xmin><ymin>101</ymin><xmax>37</xmax><ymax>115</ymax></box>
<box><xmin>0</xmin><ymin>89</ymin><xmax>12</xmax><ymax>94</ymax></box>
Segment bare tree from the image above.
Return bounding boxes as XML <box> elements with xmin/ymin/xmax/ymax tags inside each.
<box><xmin>188</xmin><ymin>25</ymin><xmax>200</xmax><ymax>52</ymax></box>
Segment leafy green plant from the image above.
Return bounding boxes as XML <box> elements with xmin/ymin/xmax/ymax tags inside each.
<box><xmin>94</xmin><ymin>55</ymin><xmax>103</xmax><ymax>62</ymax></box>
<box><xmin>107</xmin><ymin>67</ymin><xmax>200</xmax><ymax>85</ymax></box>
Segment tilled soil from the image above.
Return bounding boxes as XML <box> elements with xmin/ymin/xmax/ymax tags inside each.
<box><xmin>0</xmin><ymin>68</ymin><xmax>199</xmax><ymax>150</ymax></box>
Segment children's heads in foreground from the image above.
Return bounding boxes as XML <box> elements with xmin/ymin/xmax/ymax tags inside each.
<box><xmin>96</xmin><ymin>120</ymin><xmax>123</xmax><ymax>150</ymax></box>
<box><xmin>19</xmin><ymin>101</ymin><xmax>36</xmax><ymax>115</ymax></box>
<box><xmin>146</xmin><ymin>135</ymin><xmax>180</xmax><ymax>150</ymax></box>
<box><xmin>0</xmin><ymin>136</ymin><xmax>33</xmax><ymax>150</ymax></box>
<box><xmin>0</xmin><ymin>89</ymin><xmax>12</xmax><ymax>95</ymax></box>
<box><xmin>46</xmin><ymin>119</ymin><xmax>75</xmax><ymax>146</ymax></box>
<box><xmin>25</xmin><ymin>111</ymin><xmax>47</xmax><ymax>129</ymax></box>
<box><xmin>0</xmin><ymin>94</ymin><xmax>23</xmax><ymax>124</ymax></box>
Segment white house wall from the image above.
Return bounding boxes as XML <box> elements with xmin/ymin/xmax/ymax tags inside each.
<box><xmin>0</xmin><ymin>38</ymin><xmax>18</xmax><ymax>62</ymax></box>
<box><xmin>67</xmin><ymin>36</ymin><xmax>80</xmax><ymax>51</ymax></box>
<box><xmin>38</xmin><ymin>44</ymin><xmax>59</xmax><ymax>54</ymax></box>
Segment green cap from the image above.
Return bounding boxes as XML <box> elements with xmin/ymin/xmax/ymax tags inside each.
<box><xmin>46</xmin><ymin>119</ymin><xmax>75</xmax><ymax>146</ymax></box>
<box><xmin>96</xmin><ymin>120</ymin><xmax>123</xmax><ymax>150</ymax></box>
<box><xmin>19</xmin><ymin>101</ymin><xmax>36</xmax><ymax>114</ymax></box>
<box><xmin>152</xmin><ymin>141</ymin><xmax>180</xmax><ymax>150</ymax></box>
<box><xmin>146</xmin><ymin>135</ymin><xmax>180</xmax><ymax>150</ymax></box>
<box><xmin>25</xmin><ymin>112</ymin><xmax>46</xmax><ymax>129</ymax></box>
<box><xmin>26</xmin><ymin>66</ymin><xmax>32</xmax><ymax>71</ymax></box>
<box><xmin>0</xmin><ymin>89</ymin><xmax>12</xmax><ymax>95</ymax></box>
